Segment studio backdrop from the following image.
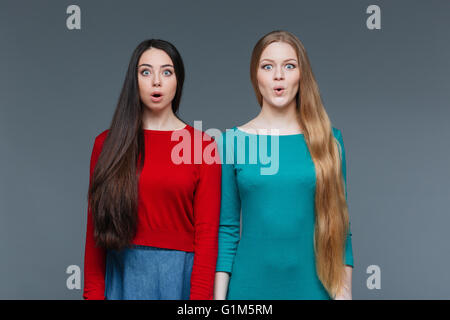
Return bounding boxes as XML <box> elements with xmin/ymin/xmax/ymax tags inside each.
<box><xmin>0</xmin><ymin>0</ymin><xmax>449</xmax><ymax>299</ymax></box>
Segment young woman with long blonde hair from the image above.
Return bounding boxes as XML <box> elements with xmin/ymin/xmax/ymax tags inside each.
<box><xmin>214</xmin><ymin>30</ymin><xmax>354</xmax><ymax>300</ymax></box>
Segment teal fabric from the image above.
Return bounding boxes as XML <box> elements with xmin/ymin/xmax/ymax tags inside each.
<box><xmin>215</xmin><ymin>126</ymin><xmax>353</xmax><ymax>300</ymax></box>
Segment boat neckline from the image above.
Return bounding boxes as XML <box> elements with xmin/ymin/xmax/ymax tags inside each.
<box><xmin>234</xmin><ymin>126</ymin><xmax>304</xmax><ymax>136</ymax></box>
<box><xmin>142</xmin><ymin>124</ymin><xmax>188</xmax><ymax>133</ymax></box>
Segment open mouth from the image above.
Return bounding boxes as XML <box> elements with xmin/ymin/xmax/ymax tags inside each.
<box><xmin>150</xmin><ymin>92</ymin><xmax>163</xmax><ymax>102</ymax></box>
<box><xmin>274</xmin><ymin>87</ymin><xmax>285</xmax><ymax>94</ymax></box>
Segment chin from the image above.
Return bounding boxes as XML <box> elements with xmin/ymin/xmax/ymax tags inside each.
<box><xmin>144</xmin><ymin>102</ymin><xmax>169</xmax><ymax>112</ymax></box>
<box><xmin>270</xmin><ymin>100</ymin><xmax>291</xmax><ymax>109</ymax></box>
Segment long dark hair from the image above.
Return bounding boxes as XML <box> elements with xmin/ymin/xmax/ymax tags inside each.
<box><xmin>88</xmin><ymin>39</ymin><xmax>185</xmax><ymax>251</ymax></box>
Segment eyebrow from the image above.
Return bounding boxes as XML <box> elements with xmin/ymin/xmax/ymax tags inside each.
<box><xmin>259</xmin><ymin>58</ymin><xmax>298</xmax><ymax>63</ymax></box>
<box><xmin>138</xmin><ymin>64</ymin><xmax>174</xmax><ymax>68</ymax></box>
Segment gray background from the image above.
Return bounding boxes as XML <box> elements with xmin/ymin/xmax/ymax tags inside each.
<box><xmin>0</xmin><ymin>0</ymin><xmax>448</xmax><ymax>299</ymax></box>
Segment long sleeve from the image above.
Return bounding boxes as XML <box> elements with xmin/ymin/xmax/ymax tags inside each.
<box><xmin>83</xmin><ymin>132</ymin><xmax>107</xmax><ymax>300</ymax></box>
<box><xmin>215</xmin><ymin>132</ymin><xmax>241</xmax><ymax>274</ymax></box>
<box><xmin>335</xmin><ymin>128</ymin><xmax>354</xmax><ymax>268</ymax></box>
<box><xmin>189</xmin><ymin>138</ymin><xmax>222</xmax><ymax>300</ymax></box>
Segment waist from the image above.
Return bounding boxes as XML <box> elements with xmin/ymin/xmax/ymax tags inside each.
<box><xmin>240</xmin><ymin>232</ymin><xmax>314</xmax><ymax>242</ymax></box>
<box><xmin>133</xmin><ymin>229</ymin><xmax>195</xmax><ymax>252</ymax></box>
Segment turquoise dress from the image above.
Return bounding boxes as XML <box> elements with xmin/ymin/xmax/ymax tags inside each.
<box><xmin>215</xmin><ymin>127</ymin><xmax>354</xmax><ymax>300</ymax></box>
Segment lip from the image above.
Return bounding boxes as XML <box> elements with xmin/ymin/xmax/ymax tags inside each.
<box><xmin>273</xmin><ymin>86</ymin><xmax>285</xmax><ymax>96</ymax></box>
<box><xmin>150</xmin><ymin>91</ymin><xmax>163</xmax><ymax>102</ymax></box>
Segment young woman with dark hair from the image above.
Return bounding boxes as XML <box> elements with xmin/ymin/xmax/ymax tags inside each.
<box><xmin>83</xmin><ymin>39</ymin><xmax>221</xmax><ymax>300</ymax></box>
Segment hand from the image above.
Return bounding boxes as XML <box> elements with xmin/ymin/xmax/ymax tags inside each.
<box><xmin>334</xmin><ymin>284</ymin><xmax>352</xmax><ymax>300</ymax></box>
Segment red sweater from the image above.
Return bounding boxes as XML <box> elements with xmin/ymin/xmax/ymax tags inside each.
<box><xmin>83</xmin><ymin>124</ymin><xmax>221</xmax><ymax>300</ymax></box>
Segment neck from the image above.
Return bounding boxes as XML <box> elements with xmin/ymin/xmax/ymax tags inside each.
<box><xmin>141</xmin><ymin>104</ymin><xmax>184</xmax><ymax>130</ymax></box>
<box><xmin>256</xmin><ymin>98</ymin><xmax>301</xmax><ymax>131</ymax></box>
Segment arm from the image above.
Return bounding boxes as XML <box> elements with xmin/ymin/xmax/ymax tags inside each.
<box><xmin>83</xmin><ymin>133</ymin><xmax>107</xmax><ymax>300</ymax></box>
<box><xmin>214</xmin><ymin>132</ymin><xmax>241</xmax><ymax>300</ymax></box>
<box><xmin>334</xmin><ymin>128</ymin><xmax>354</xmax><ymax>300</ymax></box>
<box><xmin>214</xmin><ymin>271</ymin><xmax>231</xmax><ymax>300</ymax></box>
<box><xmin>189</xmin><ymin>138</ymin><xmax>222</xmax><ymax>300</ymax></box>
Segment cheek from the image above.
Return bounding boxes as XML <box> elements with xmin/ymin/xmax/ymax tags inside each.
<box><xmin>257</xmin><ymin>72</ymin><xmax>270</xmax><ymax>92</ymax></box>
<box><xmin>288</xmin><ymin>72</ymin><xmax>300</xmax><ymax>92</ymax></box>
<box><xmin>138</xmin><ymin>76</ymin><xmax>149</xmax><ymax>93</ymax></box>
<box><xmin>166</xmin><ymin>77</ymin><xmax>177</xmax><ymax>95</ymax></box>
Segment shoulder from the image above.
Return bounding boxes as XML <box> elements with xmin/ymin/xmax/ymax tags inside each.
<box><xmin>332</xmin><ymin>126</ymin><xmax>342</xmax><ymax>139</ymax></box>
<box><xmin>187</xmin><ymin>124</ymin><xmax>221</xmax><ymax>146</ymax></box>
<box><xmin>332</xmin><ymin>126</ymin><xmax>346</xmax><ymax>151</ymax></box>
<box><xmin>216</xmin><ymin>127</ymin><xmax>241</xmax><ymax>148</ymax></box>
<box><xmin>183</xmin><ymin>125</ymin><xmax>222</xmax><ymax>167</ymax></box>
<box><xmin>235</xmin><ymin>119</ymin><xmax>257</xmax><ymax>133</ymax></box>
<box><xmin>332</xmin><ymin>126</ymin><xmax>345</xmax><ymax>145</ymax></box>
<box><xmin>92</xmin><ymin>129</ymin><xmax>109</xmax><ymax>152</ymax></box>
<box><xmin>89</xmin><ymin>129</ymin><xmax>109</xmax><ymax>171</ymax></box>
<box><xmin>220</xmin><ymin>127</ymin><xmax>239</xmax><ymax>138</ymax></box>
<box><xmin>95</xmin><ymin>129</ymin><xmax>109</xmax><ymax>142</ymax></box>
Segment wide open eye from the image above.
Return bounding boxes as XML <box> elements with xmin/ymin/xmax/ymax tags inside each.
<box><xmin>285</xmin><ymin>63</ymin><xmax>296</xmax><ymax>70</ymax></box>
<box><xmin>262</xmin><ymin>64</ymin><xmax>273</xmax><ymax>70</ymax></box>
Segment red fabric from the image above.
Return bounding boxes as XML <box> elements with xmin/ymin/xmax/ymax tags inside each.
<box><xmin>83</xmin><ymin>124</ymin><xmax>221</xmax><ymax>300</ymax></box>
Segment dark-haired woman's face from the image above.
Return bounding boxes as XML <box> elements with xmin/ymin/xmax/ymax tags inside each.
<box><xmin>137</xmin><ymin>48</ymin><xmax>177</xmax><ymax>112</ymax></box>
<box><xmin>257</xmin><ymin>42</ymin><xmax>300</xmax><ymax>109</ymax></box>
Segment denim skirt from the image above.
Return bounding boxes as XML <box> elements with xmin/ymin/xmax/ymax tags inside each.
<box><xmin>104</xmin><ymin>244</ymin><xmax>194</xmax><ymax>300</ymax></box>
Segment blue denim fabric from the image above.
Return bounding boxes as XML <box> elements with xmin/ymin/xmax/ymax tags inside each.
<box><xmin>104</xmin><ymin>244</ymin><xmax>194</xmax><ymax>300</ymax></box>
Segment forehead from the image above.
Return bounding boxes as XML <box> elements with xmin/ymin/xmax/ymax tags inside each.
<box><xmin>260</xmin><ymin>42</ymin><xmax>297</xmax><ymax>61</ymax></box>
<box><xmin>138</xmin><ymin>48</ymin><xmax>173</xmax><ymax>66</ymax></box>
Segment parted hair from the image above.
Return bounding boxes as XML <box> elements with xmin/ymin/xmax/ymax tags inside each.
<box><xmin>250</xmin><ymin>30</ymin><xmax>350</xmax><ymax>298</ymax></box>
<box><xmin>88</xmin><ymin>39</ymin><xmax>185</xmax><ymax>251</ymax></box>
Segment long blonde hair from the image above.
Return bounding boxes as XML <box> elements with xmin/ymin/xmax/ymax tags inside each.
<box><xmin>250</xmin><ymin>30</ymin><xmax>350</xmax><ymax>298</ymax></box>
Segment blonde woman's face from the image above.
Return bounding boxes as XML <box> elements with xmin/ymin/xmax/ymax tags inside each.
<box><xmin>256</xmin><ymin>42</ymin><xmax>300</xmax><ymax>109</ymax></box>
<box><xmin>137</xmin><ymin>48</ymin><xmax>177</xmax><ymax>112</ymax></box>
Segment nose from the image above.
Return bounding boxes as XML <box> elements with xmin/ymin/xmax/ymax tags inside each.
<box><xmin>274</xmin><ymin>65</ymin><xmax>284</xmax><ymax>80</ymax></box>
<box><xmin>152</xmin><ymin>72</ymin><xmax>161</xmax><ymax>87</ymax></box>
